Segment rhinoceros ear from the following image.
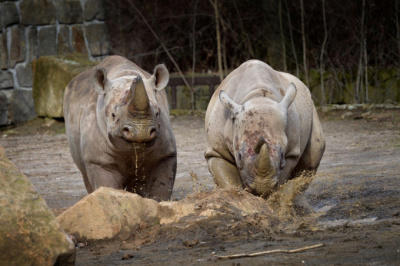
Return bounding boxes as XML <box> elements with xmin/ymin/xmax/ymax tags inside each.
<box><xmin>151</xmin><ymin>64</ymin><xmax>169</xmax><ymax>91</ymax></box>
<box><xmin>92</xmin><ymin>67</ymin><xmax>111</xmax><ymax>95</ymax></box>
<box><xmin>280</xmin><ymin>82</ymin><xmax>297</xmax><ymax>110</ymax></box>
<box><xmin>219</xmin><ymin>90</ymin><xmax>241</xmax><ymax>119</ymax></box>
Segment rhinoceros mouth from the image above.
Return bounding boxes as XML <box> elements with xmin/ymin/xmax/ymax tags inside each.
<box><xmin>109</xmin><ymin>133</ymin><xmax>156</xmax><ymax>150</ymax></box>
<box><xmin>120</xmin><ymin>135</ymin><xmax>157</xmax><ymax>146</ymax></box>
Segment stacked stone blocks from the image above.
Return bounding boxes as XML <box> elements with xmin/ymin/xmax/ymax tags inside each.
<box><xmin>0</xmin><ymin>0</ymin><xmax>110</xmax><ymax>125</ymax></box>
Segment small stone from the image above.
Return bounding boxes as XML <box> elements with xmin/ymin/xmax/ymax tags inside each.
<box><xmin>0</xmin><ymin>91</ymin><xmax>10</xmax><ymax>126</ymax></box>
<box><xmin>27</xmin><ymin>27</ymin><xmax>38</xmax><ymax>61</ymax></box>
<box><xmin>0</xmin><ymin>71</ymin><xmax>13</xmax><ymax>89</ymax></box>
<box><xmin>54</xmin><ymin>0</ymin><xmax>83</xmax><ymax>24</ymax></box>
<box><xmin>183</xmin><ymin>240</ymin><xmax>199</xmax><ymax>247</ymax></box>
<box><xmin>84</xmin><ymin>23</ymin><xmax>110</xmax><ymax>56</ymax></box>
<box><xmin>84</xmin><ymin>0</ymin><xmax>105</xmax><ymax>21</ymax></box>
<box><xmin>121</xmin><ymin>253</ymin><xmax>135</xmax><ymax>260</ymax></box>
<box><xmin>1</xmin><ymin>2</ymin><xmax>19</xmax><ymax>27</ymax></box>
<box><xmin>20</xmin><ymin>0</ymin><xmax>56</xmax><ymax>25</ymax></box>
<box><xmin>38</xmin><ymin>26</ymin><xmax>57</xmax><ymax>57</ymax></box>
<box><xmin>10</xmin><ymin>89</ymin><xmax>37</xmax><ymax>123</ymax></box>
<box><xmin>9</xmin><ymin>26</ymin><xmax>26</xmax><ymax>68</ymax></box>
<box><xmin>57</xmin><ymin>25</ymin><xmax>71</xmax><ymax>55</ymax></box>
<box><xmin>0</xmin><ymin>33</ymin><xmax>7</xmax><ymax>69</ymax></box>
<box><xmin>71</xmin><ymin>25</ymin><xmax>88</xmax><ymax>55</ymax></box>
<box><xmin>16</xmin><ymin>64</ymin><xmax>33</xmax><ymax>87</ymax></box>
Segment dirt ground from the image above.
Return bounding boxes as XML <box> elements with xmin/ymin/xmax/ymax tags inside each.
<box><xmin>1</xmin><ymin>107</ymin><xmax>400</xmax><ymax>265</ymax></box>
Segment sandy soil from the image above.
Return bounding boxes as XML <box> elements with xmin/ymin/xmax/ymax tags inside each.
<box><xmin>1</xmin><ymin>108</ymin><xmax>400</xmax><ymax>265</ymax></box>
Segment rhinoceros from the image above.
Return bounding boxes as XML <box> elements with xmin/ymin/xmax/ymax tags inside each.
<box><xmin>205</xmin><ymin>60</ymin><xmax>325</xmax><ymax>198</ymax></box>
<box><xmin>63</xmin><ymin>55</ymin><xmax>177</xmax><ymax>201</ymax></box>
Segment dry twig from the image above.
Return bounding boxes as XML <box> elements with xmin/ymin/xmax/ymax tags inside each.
<box><xmin>213</xmin><ymin>243</ymin><xmax>324</xmax><ymax>260</ymax></box>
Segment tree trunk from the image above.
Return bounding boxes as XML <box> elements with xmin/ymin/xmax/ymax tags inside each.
<box><xmin>211</xmin><ymin>0</ymin><xmax>224</xmax><ymax>82</ymax></box>
<box><xmin>191</xmin><ymin>0</ymin><xmax>198</xmax><ymax>111</ymax></box>
<box><xmin>319</xmin><ymin>0</ymin><xmax>328</xmax><ymax>105</ymax></box>
<box><xmin>364</xmin><ymin>37</ymin><xmax>368</xmax><ymax>103</ymax></box>
<box><xmin>279</xmin><ymin>0</ymin><xmax>287</xmax><ymax>72</ymax></box>
<box><xmin>355</xmin><ymin>0</ymin><xmax>365</xmax><ymax>103</ymax></box>
<box><xmin>300</xmin><ymin>0</ymin><xmax>309</xmax><ymax>87</ymax></box>
<box><xmin>396</xmin><ymin>0</ymin><xmax>400</xmax><ymax>78</ymax></box>
<box><xmin>284</xmin><ymin>0</ymin><xmax>299</xmax><ymax>77</ymax></box>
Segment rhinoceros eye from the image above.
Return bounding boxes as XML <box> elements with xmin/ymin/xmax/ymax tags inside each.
<box><xmin>112</xmin><ymin>113</ymin><xmax>116</xmax><ymax>120</ymax></box>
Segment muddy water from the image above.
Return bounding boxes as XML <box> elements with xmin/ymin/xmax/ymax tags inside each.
<box><xmin>1</xmin><ymin>109</ymin><xmax>400</xmax><ymax>264</ymax></box>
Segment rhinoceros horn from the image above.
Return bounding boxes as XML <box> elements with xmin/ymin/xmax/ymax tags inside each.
<box><xmin>250</xmin><ymin>141</ymin><xmax>277</xmax><ymax>197</ymax></box>
<box><xmin>127</xmin><ymin>76</ymin><xmax>151</xmax><ymax>114</ymax></box>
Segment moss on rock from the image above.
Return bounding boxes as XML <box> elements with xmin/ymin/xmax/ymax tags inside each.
<box><xmin>0</xmin><ymin>145</ymin><xmax>75</xmax><ymax>265</ymax></box>
<box><xmin>33</xmin><ymin>54</ymin><xmax>97</xmax><ymax>118</ymax></box>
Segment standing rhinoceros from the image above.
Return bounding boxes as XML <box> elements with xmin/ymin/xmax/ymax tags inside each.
<box><xmin>63</xmin><ymin>56</ymin><xmax>176</xmax><ymax>201</ymax></box>
<box><xmin>205</xmin><ymin>60</ymin><xmax>325</xmax><ymax>198</ymax></box>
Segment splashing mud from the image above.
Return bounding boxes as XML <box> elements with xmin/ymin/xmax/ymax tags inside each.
<box><xmin>140</xmin><ymin>173</ymin><xmax>318</xmax><ymax>246</ymax></box>
<box><xmin>266</xmin><ymin>173</ymin><xmax>314</xmax><ymax>222</ymax></box>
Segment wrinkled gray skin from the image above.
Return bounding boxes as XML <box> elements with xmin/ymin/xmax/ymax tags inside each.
<box><xmin>205</xmin><ymin>60</ymin><xmax>325</xmax><ymax>198</ymax></box>
<box><xmin>64</xmin><ymin>56</ymin><xmax>177</xmax><ymax>201</ymax></box>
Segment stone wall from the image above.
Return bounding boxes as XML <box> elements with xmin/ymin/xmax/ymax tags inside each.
<box><xmin>0</xmin><ymin>0</ymin><xmax>110</xmax><ymax>126</ymax></box>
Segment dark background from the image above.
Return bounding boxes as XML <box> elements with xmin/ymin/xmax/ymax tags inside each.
<box><xmin>104</xmin><ymin>0</ymin><xmax>400</xmax><ymax>105</ymax></box>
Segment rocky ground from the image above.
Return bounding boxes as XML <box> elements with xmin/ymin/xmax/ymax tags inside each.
<box><xmin>1</xmin><ymin>107</ymin><xmax>400</xmax><ymax>265</ymax></box>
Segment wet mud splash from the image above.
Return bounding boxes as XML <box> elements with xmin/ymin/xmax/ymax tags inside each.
<box><xmin>121</xmin><ymin>174</ymin><xmax>318</xmax><ymax>247</ymax></box>
<box><xmin>266</xmin><ymin>174</ymin><xmax>314</xmax><ymax>222</ymax></box>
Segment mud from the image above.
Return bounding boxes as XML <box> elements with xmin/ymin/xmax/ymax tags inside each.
<box><xmin>1</xmin><ymin>108</ymin><xmax>400</xmax><ymax>265</ymax></box>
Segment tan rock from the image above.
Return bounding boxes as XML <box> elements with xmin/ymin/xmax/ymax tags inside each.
<box><xmin>57</xmin><ymin>187</ymin><xmax>159</xmax><ymax>241</ymax></box>
<box><xmin>0</xmin><ymin>145</ymin><xmax>75</xmax><ymax>265</ymax></box>
<box><xmin>32</xmin><ymin>55</ymin><xmax>96</xmax><ymax>118</ymax></box>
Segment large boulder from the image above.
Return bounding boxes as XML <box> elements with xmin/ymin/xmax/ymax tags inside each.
<box><xmin>57</xmin><ymin>187</ymin><xmax>280</xmax><ymax>241</ymax></box>
<box><xmin>32</xmin><ymin>54</ymin><xmax>97</xmax><ymax>118</ymax></box>
<box><xmin>57</xmin><ymin>187</ymin><xmax>160</xmax><ymax>241</ymax></box>
<box><xmin>0</xmin><ymin>145</ymin><xmax>75</xmax><ymax>265</ymax></box>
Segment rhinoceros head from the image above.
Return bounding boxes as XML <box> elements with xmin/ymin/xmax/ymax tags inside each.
<box><xmin>91</xmin><ymin>64</ymin><xmax>169</xmax><ymax>150</ymax></box>
<box><xmin>219</xmin><ymin>83</ymin><xmax>297</xmax><ymax>197</ymax></box>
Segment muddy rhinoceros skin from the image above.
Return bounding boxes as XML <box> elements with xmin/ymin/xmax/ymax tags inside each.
<box><xmin>64</xmin><ymin>55</ymin><xmax>176</xmax><ymax>201</ymax></box>
<box><xmin>205</xmin><ymin>60</ymin><xmax>325</xmax><ymax>198</ymax></box>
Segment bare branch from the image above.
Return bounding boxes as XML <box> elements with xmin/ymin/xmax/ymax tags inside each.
<box><xmin>210</xmin><ymin>0</ymin><xmax>224</xmax><ymax>82</ymax></box>
<box><xmin>319</xmin><ymin>0</ymin><xmax>328</xmax><ymax>105</ymax></box>
<box><xmin>127</xmin><ymin>1</ymin><xmax>192</xmax><ymax>91</ymax></box>
<box><xmin>213</xmin><ymin>243</ymin><xmax>324</xmax><ymax>260</ymax></box>
<box><xmin>300</xmin><ymin>0</ymin><xmax>309</xmax><ymax>87</ymax></box>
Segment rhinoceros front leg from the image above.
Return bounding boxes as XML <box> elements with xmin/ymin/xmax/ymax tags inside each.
<box><xmin>278</xmin><ymin>157</ymin><xmax>299</xmax><ymax>185</ymax></box>
<box><xmin>146</xmin><ymin>155</ymin><xmax>177</xmax><ymax>201</ymax></box>
<box><xmin>85</xmin><ymin>163</ymin><xmax>124</xmax><ymax>193</ymax></box>
<box><xmin>207</xmin><ymin>156</ymin><xmax>243</xmax><ymax>188</ymax></box>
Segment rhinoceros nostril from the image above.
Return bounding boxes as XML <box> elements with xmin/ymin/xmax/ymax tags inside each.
<box><xmin>122</xmin><ymin>126</ymin><xmax>131</xmax><ymax>137</ymax></box>
<box><xmin>149</xmin><ymin>127</ymin><xmax>157</xmax><ymax>138</ymax></box>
